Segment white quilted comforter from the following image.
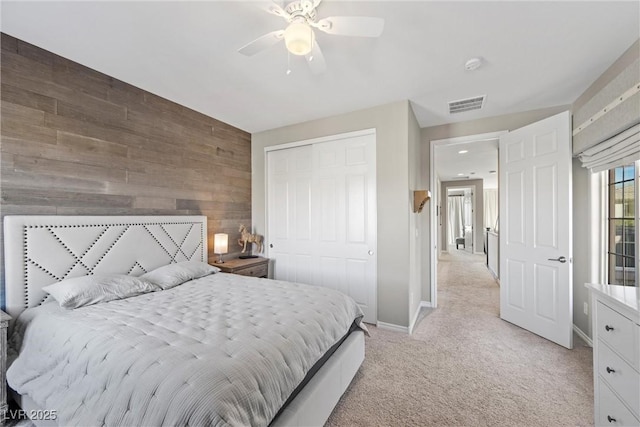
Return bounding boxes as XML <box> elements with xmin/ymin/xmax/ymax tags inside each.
<box><xmin>7</xmin><ymin>273</ymin><xmax>365</xmax><ymax>427</ymax></box>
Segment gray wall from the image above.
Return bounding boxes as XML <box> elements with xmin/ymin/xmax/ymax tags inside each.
<box><xmin>408</xmin><ymin>103</ymin><xmax>423</xmax><ymax>326</ymax></box>
<box><xmin>419</xmin><ymin>38</ymin><xmax>638</xmax><ymax>337</ymax></box>
<box><xmin>419</xmin><ymin>135</ymin><xmax>432</xmax><ymax>302</ymax></box>
<box><xmin>572</xmin><ymin>159</ymin><xmax>591</xmax><ymax>337</ymax></box>
<box><xmin>573</xmin><ymin>39</ymin><xmax>640</xmax><ymax>155</ymax></box>
<box><xmin>252</xmin><ymin>100</ymin><xmax>418</xmax><ymax>328</ymax></box>
<box><xmin>420</xmin><ymin>105</ymin><xmax>570</xmax><ymax>303</ymax></box>
<box><xmin>0</xmin><ymin>34</ymin><xmax>251</xmax><ymax>308</ymax></box>
<box><xmin>422</xmin><ymin>105</ymin><xmax>570</xmax><ymax>142</ymax></box>
<box><xmin>440</xmin><ymin>179</ymin><xmax>484</xmax><ymax>254</ymax></box>
<box><xmin>570</xmin><ymin>38</ymin><xmax>640</xmax><ymax>338</ymax></box>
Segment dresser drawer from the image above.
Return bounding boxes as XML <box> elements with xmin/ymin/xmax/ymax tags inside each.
<box><xmin>599</xmin><ymin>381</ymin><xmax>640</xmax><ymax>427</ymax></box>
<box><xmin>598</xmin><ymin>340</ymin><xmax>640</xmax><ymax>417</ymax></box>
<box><xmin>235</xmin><ymin>263</ymin><xmax>268</xmax><ymax>278</ymax></box>
<box><xmin>598</xmin><ymin>302</ymin><xmax>639</xmax><ymax>369</ymax></box>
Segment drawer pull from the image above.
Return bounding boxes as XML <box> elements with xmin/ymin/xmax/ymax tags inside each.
<box><xmin>605</xmin><ymin>325</ymin><xmax>614</xmax><ymax>331</ymax></box>
<box><xmin>607</xmin><ymin>415</ymin><xmax>616</xmax><ymax>423</ymax></box>
<box><xmin>605</xmin><ymin>366</ymin><xmax>615</xmax><ymax>374</ymax></box>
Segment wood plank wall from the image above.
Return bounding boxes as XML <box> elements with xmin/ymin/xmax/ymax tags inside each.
<box><xmin>0</xmin><ymin>34</ymin><xmax>253</xmax><ymax>305</ymax></box>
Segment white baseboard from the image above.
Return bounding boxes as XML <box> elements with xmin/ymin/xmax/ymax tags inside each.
<box><xmin>408</xmin><ymin>303</ymin><xmax>423</xmax><ymax>335</ymax></box>
<box><xmin>486</xmin><ymin>265</ymin><xmax>499</xmax><ymax>282</ymax></box>
<box><xmin>409</xmin><ymin>312</ymin><xmax>419</xmax><ymax>335</ymax></box>
<box><xmin>376</xmin><ymin>321</ymin><xmax>409</xmax><ymax>334</ymax></box>
<box><xmin>573</xmin><ymin>324</ymin><xmax>593</xmax><ymax>347</ymax></box>
<box><xmin>408</xmin><ymin>301</ymin><xmax>435</xmax><ymax>335</ymax></box>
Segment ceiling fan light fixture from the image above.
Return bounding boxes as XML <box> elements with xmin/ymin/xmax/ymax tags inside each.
<box><xmin>284</xmin><ymin>21</ymin><xmax>315</xmax><ymax>56</ymax></box>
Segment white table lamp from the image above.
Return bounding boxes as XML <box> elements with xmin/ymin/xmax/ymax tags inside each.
<box><xmin>214</xmin><ymin>233</ymin><xmax>228</xmax><ymax>263</ymax></box>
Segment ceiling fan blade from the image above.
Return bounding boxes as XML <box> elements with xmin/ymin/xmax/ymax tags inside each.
<box><xmin>258</xmin><ymin>1</ymin><xmax>291</xmax><ymax>21</ymax></box>
<box><xmin>238</xmin><ymin>30</ymin><xmax>285</xmax><ymax>56</ymax></box>
<box><xmin>306</xmin><ymin>41</ymin><xmax>326</xmax><ymax>74</ymax></box>
<box><xmin>315</xmin><ymin>16</ymin><xmax>384</xmax><ymax>37</ymax></box>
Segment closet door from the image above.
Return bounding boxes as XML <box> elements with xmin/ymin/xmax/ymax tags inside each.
<box><xmin>266</xmin><ymin>131</ymin><xmax>377</xmax><ymax>323</ymax></box>
<box><xmin>266</xmin><ymin>145</ymin><xmax>313</xmax><ymax>283</ymax></box>
<box><xmin>313</xmin><ymin>134</ymin><xmax>377</xmax><ymax>323</ymax></box>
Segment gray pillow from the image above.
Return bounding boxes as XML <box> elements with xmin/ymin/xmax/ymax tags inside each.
<box><xmin>140</xmin><ymin>261</ymin><xmax>220</xmax><ymax>290</ymax></box>
<box><xmin>43</xmin><ymin>274</ymin><xmax>159</xmax><ymax>309</ymax></box>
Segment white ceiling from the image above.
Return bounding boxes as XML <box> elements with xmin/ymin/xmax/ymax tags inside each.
<box><xmin>435</xmin><ymin>138</ymin><xmax>499</xmax><ymax>189</ymax></box>
<box><xmin>1</xmin><ymin>1</ymin><xmax>638</xmax><ymax>134</ymax></box>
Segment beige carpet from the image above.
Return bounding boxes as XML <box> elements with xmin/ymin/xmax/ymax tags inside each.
<box><xmin>326</xmin><ymin>250</ymin><xmax>594</xmax><ymax>427</ymax></box>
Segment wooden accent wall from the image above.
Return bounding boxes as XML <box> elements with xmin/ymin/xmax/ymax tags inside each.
<box><xmin>0</xmin><ymin>34</ymin><xmax>252</xmax><ymax>303</ymax></box>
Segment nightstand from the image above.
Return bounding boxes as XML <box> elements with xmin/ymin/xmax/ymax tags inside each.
<box><xmin>211</xmin><ymin>257</ymin><xmax>269</xmax><ymax>278</ymax></box>
<box><xmin>0</xmin><ymin>310</ymin><xmax>10</xmax><ymax>423</ymax></box>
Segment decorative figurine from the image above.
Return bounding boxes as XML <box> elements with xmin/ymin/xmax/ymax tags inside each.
<box><xmin>238</xmin><ymin>224</ymin><xmax>263</xmax><ymax>255</ymax></box>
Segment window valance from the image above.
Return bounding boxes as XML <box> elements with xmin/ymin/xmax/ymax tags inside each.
<box><xmin>578</xmin><ymin>123</ymin><xmax>640</xmax><ymax>172</ymax></box>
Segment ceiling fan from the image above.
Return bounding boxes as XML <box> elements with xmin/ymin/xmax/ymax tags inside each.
<box><xmin>238</xmin><ymin>0</ymin><xmax>384</xmax><ymax>74</ymax></box>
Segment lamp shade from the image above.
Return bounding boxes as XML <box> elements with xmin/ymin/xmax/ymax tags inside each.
<box><xmin>213</xmin><ymin>233</ymin><xmax>228</xmax><ymax>254</ymax></box>
<box><xmin>284</xmin><ymin>22</ymin><xmax>315</xmax><ymax>56</ymax></box>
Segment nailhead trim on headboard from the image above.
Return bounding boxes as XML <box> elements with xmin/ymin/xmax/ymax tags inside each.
<box><xmin>22</xmin><ymin>222</ymin><xmax>204</xmax><ymax>282</ymax></box>
<box><xmin>6</xmin><ymin>218</ymin><xmax>207</xmax><ymax>317</ymax></box>
<box><xmin>93</xmin><ymin>225</ymin><xmax>131</xmax><ymax>271</ymax></box>
<box><xmin>22</xmin><ymin>226</ymin><xmax>28</xmax><ymax>306</ymax></box>
<box><xmin>144</xmin><ymin>225</ymin><xmax>179</xmax><ymax>263</ymax></box>
<box><xmin>48</xmin><ymin>228</ymin><xmax>95</xmax><ymax>275</ymax></box>
<box><xmin>188</xmin><ymin>242</ymin><xmax>202</xmax><ymax>261</ymax></box>
<box><xmin>127</xmin><ymin>261</ymin><xmax>148</xmax><ymax>275</ymax></box>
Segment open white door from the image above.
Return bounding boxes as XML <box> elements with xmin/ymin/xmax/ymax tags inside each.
<box><xmin>499</xmin><ymin>111</ymin><xmax>573</xmax><ymax>349</ymax></box>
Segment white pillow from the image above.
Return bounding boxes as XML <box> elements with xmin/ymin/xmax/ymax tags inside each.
<box><xmin>140</xmin><ymin>261</ymin><xmax>220</xmax><ymax>290</ymax></box>
<box><xmin>43</xmin><ymin>274</ymin><xmax>159</xmax><ymax>309</ymax></box>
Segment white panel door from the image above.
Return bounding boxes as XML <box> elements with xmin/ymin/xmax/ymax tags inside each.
<box><xmin>266</xmin><ymin>145</ymin><xmax>313</xmax><ymax>283</ymax></box>
<box><xmin>499</xmin><ymin>111</ymin><xmax>573</xmax><ymax>349</ymax></box>
<box><xmin>313</xmin><ymin>135</ymin><xmax>377</xmax><ymax>323</ymax></box>
<box><xmin>266</xmin><ymin>132</ymin><xmax>377</xmax><ymax>323</ymax></box>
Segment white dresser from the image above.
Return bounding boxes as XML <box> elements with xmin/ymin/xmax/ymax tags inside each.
<box><xmin>587</xmin><ymin>284</ymin><xmax>640</xmax><ymax>427</ymax></box>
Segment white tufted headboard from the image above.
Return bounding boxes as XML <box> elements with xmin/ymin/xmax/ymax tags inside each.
<box><xmin>3</xmin><ymin>215</ymin><xmax>208</xmax><ymax>319</ymax></box>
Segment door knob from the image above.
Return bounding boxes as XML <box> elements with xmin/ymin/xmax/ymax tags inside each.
<box><xmin>547</xmin><ymin>256</ymin><xmax>567</xmax><ymax>263</ymax></box>
<box><xmin>368</xmin><ymin>250</ymin><xmax>374</xmax><ymax>256</ymax></box>
<box><xmin>270</xmin><ymin>243</ymin><xmax>273</xmax><ymax>248</ymax></box>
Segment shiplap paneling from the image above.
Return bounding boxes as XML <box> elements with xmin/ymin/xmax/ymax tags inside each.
<box><xmin>0</xmin><ymin>33</ymin><xmax>252</xmax><ymax>306</ymax></box>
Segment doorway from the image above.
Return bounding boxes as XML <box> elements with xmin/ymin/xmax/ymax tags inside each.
<box><xmin>446</xmin><ymin>187</ymin><xmax>475</xmax><ymax>254</ymax></box>
<box><xmin>429</xmin><ymin>131</ymin><xmax>504</xmax><ymax>308</ymax></box>
<box><xmin>428</xmin><ymin>111</ymin><xmax>574</xmax><ymax>349</ymax></box>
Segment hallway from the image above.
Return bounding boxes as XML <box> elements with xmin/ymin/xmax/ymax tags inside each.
<box><xmin>327</xmin><ymin>244</ymin><xmax>594</xmax><ymax>426</ymax></box>
<box><xmin>437</xmin><ymin>246</ymin><xmax>494</xmax><ymax>311</ymax></box>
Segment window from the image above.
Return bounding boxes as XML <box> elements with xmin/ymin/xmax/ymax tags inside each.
<box><xmin>607</xmin><ymin>162</ymin><xmax>638</xmax><ymax>286</ymax></box>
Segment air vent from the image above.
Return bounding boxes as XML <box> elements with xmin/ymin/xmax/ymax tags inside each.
<box><xmin>448</xmin><ymin>95</ymin><xmax>486</xmax><ymax>114</ymax></box>
<box><xmin>453</xmin><ymin>176</ymin><xmax>470</xmax><ymax>180</ymax></box>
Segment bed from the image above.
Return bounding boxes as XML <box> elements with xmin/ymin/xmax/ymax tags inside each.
<box><xmin>3</xmin><ymin>215</ymin><xmax>366</xmax><ymax>426</ymax></box>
